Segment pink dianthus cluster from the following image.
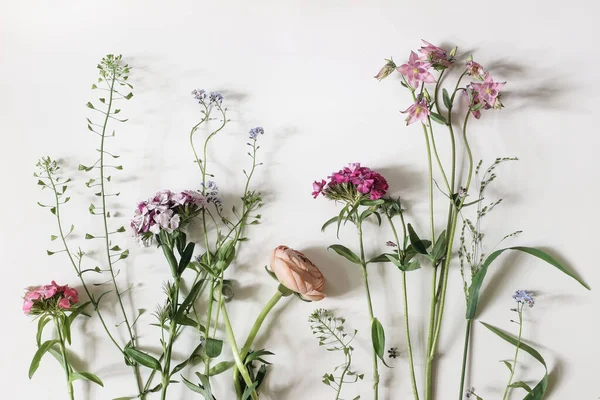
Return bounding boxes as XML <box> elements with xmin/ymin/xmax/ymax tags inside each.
<box><xmin>313</xmin><ymin>163</ymin><xmax>389</xmax><ymax>200</ymax></box>
<box><xmin>23</xmin><ymin>281</ymin><xmax>79</xmax><ymax>313</ymax></box>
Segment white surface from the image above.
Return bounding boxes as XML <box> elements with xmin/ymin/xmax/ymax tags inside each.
<box><xmin>1</xmin><ymin>1</ymin><xmax>598</xmax><ymax>399</ymax></box>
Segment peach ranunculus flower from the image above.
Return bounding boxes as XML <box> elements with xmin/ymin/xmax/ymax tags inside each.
<box><xmin>269</xmin><ymin>245</ymin><xmax>326</xmax><ymax>301</ymax></box>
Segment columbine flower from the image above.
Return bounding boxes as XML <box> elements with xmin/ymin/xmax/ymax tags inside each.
<box><xmin>513</xmin><ymin>290</ymin><xmax>535</xmax><ymax>307</ymax></box>
<box><xmin>209</xmin><ymin>91</ymin><xmax>224</xmax><ymax>105</ymax></box>
<box><xmin>419</xmin><ymin>40</ymin><xmax>454</xmax><ymax>68</ymax></box>
<box><xmin>313</xmin><ymin>163</ymin><xmax>388</xmax><ymax>202</ymax></box>
<box><xmin>470</xmin><ymin>73</ymin><xmax>505</xmax><ymax>108</ymax></box>
<box><xmin>397</xmin><ymin>51</ymin><xmax>436</xmax><ymax>89</ymax></box>
<box><xmin>466</xmin><ymin>57</ymin><xmax>484</xmax><ymax>80</ymax></box>
<box><xmin>23</xmin><ymin>282</ymin><xmax>79</xmax><ymax>314</ymax></box>
<box><xmin>401</xmin><ymin>98</ymin><xmax>431</xmax><ymax>125</ymax></box>
<box><xmin>249</xmin><ymin>127</ymin><xmax>264</xmax><ymax>140</ymax></box>
<box><xmin>374</xmin><ymin>58</ymin><xmax>397</xmax><ymax>81</ymax></box>
<box><xmin>131</xmin><ymin>189</ymin><xmax>207</xmax><ymax>246</ymax></box>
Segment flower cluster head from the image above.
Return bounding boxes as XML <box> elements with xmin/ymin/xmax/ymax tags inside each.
<box><xmin>131</xmin><ymin>189</ymin><xmax>206</xmax><ymax>246</ymax></box>
<box><xmin>269</xmin><ymin>245</ymin><xmax>326</xmax><ymax>301</ymax></box>
<box><xmin>249</xmin><ymin>126</ymin><xmax>264</xmax><ymax>140</ymax></box>
<box><xmin>513</xmin><ymin>290</ymin><xmax>535</xmax><ymax>307</ymax></box>
<box><xmin>313</xmin><ymin>163</ymin><xmax>389</xmax><ymax>202</ymax></box>
<box><xmin>191</xmin><ymin>89</ymin><xmax>224</xmax><ymax>107</ymax></box>
<box><xmin>23</xmin><ymin>281</ymin><xmax>79</xmax><ymax>314</ymax></box>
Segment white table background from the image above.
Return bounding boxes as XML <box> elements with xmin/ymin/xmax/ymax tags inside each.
<box><xmin>1</xmin><ymin>1</ymin><xmax>598</xmax><ymax>399</ymax></box>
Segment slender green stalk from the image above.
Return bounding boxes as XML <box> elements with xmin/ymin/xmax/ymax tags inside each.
<box><xmin>356</xmin><ymin>217</ymin><xmax>379</xmax><ymax>400</ymax></box>
<box><xmin>98</xmin><ymin>69</ymin><xmax>143</xmax><ymax>395</ymax></box>
<box><xmin>55</xmin><ymin>316</ymin><xmax>75</xmax><ymax>400</ymax></box>
<box><xmin>221</xmin><ymin>302</ymin><xmax>259</xmax><ymax>400</ymax></box>
<box><xmin>334</xmin><ymin>351</ymin><xmax>352</xmax><ymax>400</ymax></box>
<box><xmin>502</xmin><ymin>305</ymin><xmax>523</xmax><ymax>400</ymax></box>
<box><xmin>458</xmin><ymin>319</ymin><xmax>472</xmax><ymax>399</ymax></box>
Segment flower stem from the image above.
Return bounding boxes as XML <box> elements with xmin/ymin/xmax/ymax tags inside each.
<box><xmin>356</xmin><ymin>218</ymin><xmax>379</xmax><ymax>400</ymax></box>
<box><xmin>458</xmin><ymin>319</ymin><xmax>472</xmax><ymax>400</ymax></box>
<box><xmin>502</xmin><ymin>305</ymin><xmax>523</xmax><ymax>400</ymax></box>
<box><xmin>55</xmin><ymin>316</ymin><xmax>75</xmax><ymax>400</ymax></box>
<box><xmin>221</xmin><ymin>302</ymin><xmax>259</xmax><ymax>400</ymax></box>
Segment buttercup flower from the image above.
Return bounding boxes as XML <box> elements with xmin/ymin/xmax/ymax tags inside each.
<box><xmin>270</xmin><ymin>246</ymin><xmax>326</xmax><ymax>301</ymax></box>
<box><xmin>374</xmin><ymin>58</ymin><xmax>397</xmax><ymax>81</ymax></box>
<box><xmin>397</xmin><ymin>51</ymin><xmax>436</xmax><ymax>89</ymax></box>
<box><xmin>23</xmin><ymin>282</ymin><xmax>79</xmax><ymax>314</ymax></box>
<box><xmin>313</xmin><ymin>163</ymin><xmax>389</xmax><ymax>202</ymax></box>
<box><xmin>401</xmin><ymin>98</ymin><xmax>431</xmax><ymax>125</ymax></box>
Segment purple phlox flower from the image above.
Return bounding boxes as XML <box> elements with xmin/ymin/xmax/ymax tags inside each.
<box><xmin>192</xmin><ymin>89</ymin><xmax>206</xmax><ymax>102</ymax></box>
<box><xmin>513</xmin><ymin>290</ymin><xmax>535</xmax><ymax>307</ymax></box>
<box><xmin>401</xmin><ymin>98</ymin><xmax>431</xmax><ymax>125</ymax></box>
<box><xmin>397</xmin><ymin>51</ymin><xmax>436</xmax><ymax>89</ymax></box>
<box><xmin>249</xmin><ymin>127</ymin><xmax>264</xmax><ymax>140</ymax></box>
<box><xmin>419</xmin><ymin>40</ymin><xmax>453</xmax><ymax>68</ymax></box>
<box><xmin>470</xmin><ymin>73</ymin><xmax>505</xmax><ymax>108</ymax></box>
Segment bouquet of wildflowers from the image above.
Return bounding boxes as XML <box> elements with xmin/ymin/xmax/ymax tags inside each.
<box><xmin>311</xmin><ymin>40</ymin><xmax>589</xmax><ymax>400</ymax></box>
<box><xmin>25</xmin><ymin>54</ymin><xmax>326</xmax><ymax>400</ymax></box>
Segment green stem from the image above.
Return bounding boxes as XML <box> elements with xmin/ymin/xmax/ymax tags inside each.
<box><xmin>334</xmin><ymin>350</ymin><xmax>352</xmax><ymax>400</ymax></box>
<box><xmin>458</xmin><ymin>319</ymin><xmax>472</xmax><ymax>400</ymax></box>
<box><xmin>502</xmin><ymin>305</ymin><xmax>523</xmax><ymax>400</ymax></box>
<box><xmin>356</xmin><ymin>218</ymin><xmax>379</xmax><ymax>400</ymax></box>
<box><xmin>99</xmin><ymin>71</ymin><xmax>143</xmax><ymax>396</ymax></box>
<box><xmin>160</xmin><ymin>244</ymin><xmax>181</xmax><ymax>400</ymax></box>
<box><xmin>221</xmin><ymin>302</ymin><xmax>259</xmax><ymax>400</ymax></box>
<box><xmin>55</xmin><ymin>316</ymin><xmax>75</xmax><ymax>400</ymax></box>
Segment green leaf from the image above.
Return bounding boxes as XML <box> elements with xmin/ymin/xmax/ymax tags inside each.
<box><xmin>404</xmin><ymin>259</ymin><xmax>421</xmax><ymax>271</ymax></box>
<box><xmin>29</xmin><ymin>339</ymin><xmax>59</xmax><ymax>378</ymax></box>
<box><xmin>509</xmin><ymin>381</ymin><xmax>533</xmax><ymax>393</ymax></box>
<box><xmin>430</xmin><ymin>112</ymin><xmax>448</xmax><ymax>125</ymax></box>
<box><xmin>321</xmin><ymin>216</ymin><xmax>338</xmax><ymax>232</ymax></box>
<box><xmin>328</xmin><ymin>244</ymin><xmax>361</xmax><ymax>265</ymax></box>
<box><xmin>242</xmin><ymin>383</ymin><xmax>258</xmax><ymax>400</ymax></box>
<box><xmin>431</xmin><ymin>230</ymin><xmax>447</xmax><ymax>262</ymax></box>
<box><xmin>124</xmin><ymin>348</ymin><xmax>162</xmax><ymax>371</ymax></box>
<box><xmin>215</xmin><ymin>240</ymin><xmax>236</xmax><ymax>272</ymax></box>
<box><xmin>36</xmin><ymin>315</ymin><xmax>51</xmax><ymax>346</ymax></box>
<box><xmin>368</xmin><ymin>253</ymin><xmax>394</xmax><ymax>264</ymax></box>
<box><xmin>442</xmin><ymin>88</ymin><xmax>452</xmax><ymax>109</ymax></box>
<box><xmin>359</xmin><ymin>199</ymin><xmax>385</xmax><ymax>206</ymax></box>
<box><xmin>178</xmin><ymin>242</ymin><xmax>195</xmax><ymax>276</ymax></box>
<box><xmin>502</xmin><ymin>360</ymin><xmax>513</xmax><ymax>373</ymax></box>
<box><xmin>61</xmin><ymin>314</ymin><xmax>71</xmax><ymax>345</ymax></box>
<box><xmin>205</xmin><ymin>338</ymin><xmax>223</xmax><ymax>358</ymax></box>
<box><xmin>371</xmin><ymin>318</ymin><xmax>391</xmax><ymax>368</ymax></box>
<box><xmin>174</xmin><ymin>279</ymin><xmax>206</xmax><ymax>322</ymax></box>
<box><xmin>85</xmin><ymin>233</ymin><xmax>94</xmax><ymax>239</ymax></box>
<box><xmin>208</xmin><ymin>361</ymin><xmax>235</xmax><ymax>376</ymax></box>
<box><xmin>407</xmin><ymin>224</ymin><xmax>428</xmax><ymax>255</ymax></box>
<box><xmin>481</xmin><ymin>322</ymin><xmax>548</xmax><ymax>399</ymax></box>
<box><xmin>466</xmin><ymin>246</ymin><xmax>589</xmax><ymax>319</ymax></box>
<box><xmin>70</xmin><ymin>371</ymin><xmax>104</xmax><ymax>386</ymax></box>
<box><xmin>244</xmin><ymin>349</ymin><xmax>274</xmax><ymax>365</ymax></box>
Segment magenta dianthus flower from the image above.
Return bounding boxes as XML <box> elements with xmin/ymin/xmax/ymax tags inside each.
<box><xmin>313</xmin><ymin>163</ymin><xmax>388</xmax><ymax>202</ymax></box>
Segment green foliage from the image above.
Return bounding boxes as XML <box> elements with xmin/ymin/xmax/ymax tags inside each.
<box><xmin>309</xmin><ymin>309</ymin><xmax>362</xmax><ymax>399</ymax></box>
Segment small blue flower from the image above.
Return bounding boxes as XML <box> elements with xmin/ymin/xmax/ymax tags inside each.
<box><xmin>512</xmin><ymin>290</ymin><xmax>534</xmax><ymax>307</ymax></box>
<box><xmin>249</xmin><ymin>127</ymin><xmax>264</xmax><ymax>140</ymax></box>
<box><xmin>191</xmin><ymin>89</ymin><xmax>206</xmax><ymax>102</ymax></box>
<box><xmin>209</xmin><ymin>91</ymin><xmax>224</xmax><ymax>105</ymax></box>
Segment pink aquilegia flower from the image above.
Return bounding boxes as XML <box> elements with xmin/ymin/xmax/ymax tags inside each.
<box><xmin>23</xmin><ymin>282</ymin><xmax>79</xmax><ymax>314</ymax></box>
<box><xmin>466</xmin><ymin>57</ymin><xmax>484</xmax><ymax>80</ymax></box>
<box><xmin>401</xmin><ymin>98</ymin><xmax>431</xmax><ymax>125</ymax></box>
<box><xmin>312</xmin><ymin>163</ymin><xmax>388</xmax><ymax>202</ymax></box>
<box><xmin>374</xmin><ymin>58</ymin><xmax>397</xmax><ymax>81</ymax></box>
<box><xmin>397</xmin><ymin>51</ymin><xmax>436</xmax><ymax>89</ymax></box>
<box><xmin>470</xmin><ymin>73</ymin><xmax>505</xmax><ymax>108</ymax></box>
<box><xmin>419</xmin><ymin>40</ymin><xmax>454</xmax><ymax>68</ymax></box>
<box><xmin>131</xmin><ymin>189</ymin><xmax>207</xmax><ymax>246</ymax></box>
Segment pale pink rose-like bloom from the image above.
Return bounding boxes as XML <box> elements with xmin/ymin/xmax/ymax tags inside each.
<box><xmin>401</xmin><ymin>98</ymin><xmax>431</xmax><ymax>125</ymax></box>
<box><xmin>397</xmin><ymin>51</ymin><xmax>436</xmax><ymax>89</ymax></box>
<box><xmin>270</xmin><ymin>246</ymin><xmax>326</xmax><ymax>301</ymax></box>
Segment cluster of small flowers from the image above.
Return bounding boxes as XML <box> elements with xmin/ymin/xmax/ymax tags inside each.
<box><xmin>23</xmin><ymin>281</ymin><xmax>79</xmax><ymax>314</ymax></box>
<box><xmin>513</xmin><ymin>290</ymin><xmax>535</xmax><ymax>307</ymax></box>
<box><xmin>191</xmin><ymin>89</ymin><xmax>224</xmax><ymax>106</ymax></box>
<box><xmin>201</xmin><ymin>180</ymin><xmax>223</xmax><ymax>210</ymax></box>
<box><xmin>313</xmin><ymin>163</ymin><xmax>389</xmax><ymax>201</ymax></box>
<box><xmin>131</xmin><ymin>189</ymin><xmax>206</xmax><ymax>246</ymax></box>
<box><xmin>249</xmin><ymin>126</ymin><xmax>264</xmax><ymax>140</ymax></box>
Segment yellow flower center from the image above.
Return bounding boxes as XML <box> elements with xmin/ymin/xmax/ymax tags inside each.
<box><xmin>413</xmin><ymin>68</ymin><xmax>419</xmax><ymax>74</ymax></box>
<box><xmin>485</xmin><ymin>88</ymin><xmax>492</xmax><ymax>94</ymax></box>
<box><xmin>415</xmin><ymin>106</ymin><xmax>423</xmax><ymax>115</ymax></box>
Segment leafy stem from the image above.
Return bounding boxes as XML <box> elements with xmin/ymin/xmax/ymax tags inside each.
<box><xmin>502</xmin><ymin>303</ymin><xmax>524</xmax><ymax>400</ymax></box>
<box><xmin>55</xmin><ymin>316</ymin><xmax>75</xmax><ymax>400</ymax></box>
